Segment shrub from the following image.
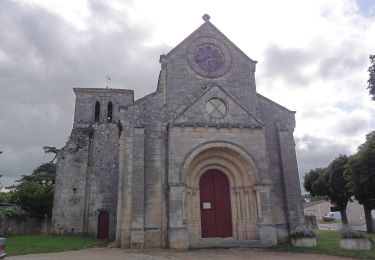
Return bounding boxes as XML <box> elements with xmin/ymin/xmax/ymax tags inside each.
<box><xmin>291</xmin><ymin>228</ymin><xmax>316</xmax><ymax>239</ymax></box>
<box><xmin>0</xmin><ymin>205</ymin><xmax>29</xmax><ymax>220</ymax></box>
<box><xmin>339</xmin><ymin>225</ymin><xmax>365</xmax><ymax>239</ymax></box>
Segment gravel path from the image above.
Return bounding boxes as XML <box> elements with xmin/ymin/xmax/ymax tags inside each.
<box><xmin>7</xmin><ymin>247</ymin><xmax>354</xmax><ymax>260</ymax></box>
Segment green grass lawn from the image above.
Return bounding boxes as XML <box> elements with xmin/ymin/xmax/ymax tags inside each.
<box><xmin>318</xmin><ymin>220</ymin><xmax>342</xmax><ymax>224</ymax></box>
<box><xmin>4</xmin><ymin>234</ymin><xmax>105</xmax><ymax>256</ymax></box>
<box><xmin>273</xmin><ymin>230</ymin><xmax>375</xmax><ymax>259</ymax></box>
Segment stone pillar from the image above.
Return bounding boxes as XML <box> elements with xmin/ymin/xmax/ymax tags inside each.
<box><xmin>254</xmin><ymin>182</ymin><xmax>277</xmax><ymax>245</ymax></box>
<box><xmin>118</xmin><ymin>124</ymin><xmax>135</xmax><ymax>248</ymax></box>
<box><xmin>131</xmin><ymin>127</ymin><xmax>145</xmax><ymax>248</ymax></box>
<box><xmin>277</xmin><ymin>127</ymin><xmax>305</xmax><ymax>234</ymax></box>
<box><xmin>115</xmin><ymin>128</ymin><xmax>125</xmax><ymax>247</ymax></box>
<box><xmin>168</xmin><ymin>184</ymin><xmax>189</xmax><ymax>249</ymax></box>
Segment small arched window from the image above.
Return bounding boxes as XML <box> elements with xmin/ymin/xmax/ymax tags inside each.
<box><xmin>107</xmin><ymin>102</ymin><xmax>113</xmax><ymax>122</ymax></box>
<box><xmin>94</xmin><ymin>101</ymin><xmax>100</xmax><ymax>122</ymax></box>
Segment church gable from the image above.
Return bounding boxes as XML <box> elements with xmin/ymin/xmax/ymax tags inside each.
<box><xmin>165</xmin><ymin>15</ymin><xmax>256</xmax><ymax>66</ymax></box>
<box><xmin>171</xmin><ymin>84</ymin><xmax>263</xmax><ymax>127</ymax></box>
<box><xmin>163</xmin><ymin>15</ymin><xmax>259</xmax><ymax>116</ymax></box>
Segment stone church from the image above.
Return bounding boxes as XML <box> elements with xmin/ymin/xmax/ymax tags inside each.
<box><xmin>52</xmin><ymin>14</ymin><xmax>305</xmax><ymax>249</ymax></box>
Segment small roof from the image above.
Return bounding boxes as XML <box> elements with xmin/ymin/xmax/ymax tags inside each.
<box><xmin>303</xmin><ymin>200</ymin><xmax>330</xmax><ymax>209</ymax></box>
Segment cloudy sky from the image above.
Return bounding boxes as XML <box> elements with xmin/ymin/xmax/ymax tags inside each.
<box><xmin>0</xmin><ymin>0</ymin><xmax>375</xmax><ymax>188</ymax></box>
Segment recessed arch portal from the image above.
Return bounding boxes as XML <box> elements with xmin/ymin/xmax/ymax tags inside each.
<box><xmin>183</xmin><ymin>142</ymin><xmax>261</xmax><ymax>242</ymax></box>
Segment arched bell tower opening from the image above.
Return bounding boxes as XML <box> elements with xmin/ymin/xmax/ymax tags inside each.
<box><xmin>183</xmin><ymin>142</ymin><xmax>261</xmax><ymax>243</ymax></box>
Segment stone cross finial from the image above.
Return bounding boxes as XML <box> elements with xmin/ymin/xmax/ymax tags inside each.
<box><xmin>202</xmin><ymin>14</ymin><xmax>210</xmax><ymax>22</ymax></box>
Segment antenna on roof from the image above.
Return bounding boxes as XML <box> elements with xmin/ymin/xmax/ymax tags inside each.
<box><xmin>106</xmin><ymin>74</ymin><xmax>111</xmax><ymax>89</ymax></box>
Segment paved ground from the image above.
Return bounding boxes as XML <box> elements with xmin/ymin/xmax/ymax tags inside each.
<box><xmin>8</xmin><ymin>247</ymin><xmax>354</xmax><ymax>260</ymax></box>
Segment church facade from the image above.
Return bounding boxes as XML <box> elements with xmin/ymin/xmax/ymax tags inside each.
<box><xmin>52</xmin><ymin>15</ymin><xmax>305</xmax><ymax>249</ymax></box>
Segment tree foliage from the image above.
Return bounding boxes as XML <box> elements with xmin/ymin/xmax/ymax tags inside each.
<box><xmin>0</xmin><ymin>192</ymin><xmax>10</xmax><ymax>203</ymax></box>
<box><xmin>18</xmin><ymin>162</ymin><xmax>56</xmax><ymax>185</ymax></box>
<box><xmin>4</xmin><ymin>145</ymin><xmax>58</xmax><ymax>218</ymax></box>
<box><xmin>368</xmin><ymin>54</ymin><xmax>375</xmax><ymax>101</ymax></box>
<box><xmin>346</xmin><ymin>131</ymin><xmax>375</xmax><ymax>207</ymax></box>
<box><xmin>8</xmin><ymin>181</ymin><xmax>54</xmax><ymax>218</ymax></box>
<box><xmin>325</xmin><ymin>155</ymin><xmax>351</xmax><ymax>224</ymax></box>
<box><xmin>304</xmin><ymin>155</ymin><xmax>352</xmax><ymax>224</ymax></box>
<box><xmin>7</xmin><ymin>158</ymin><xmax>56</xmax><ymax>218</ymax></box>
<box><xmin>304</xmin><ymin>168</ymin><xmax>327</xmax><ymax>198</ymax></box>
<box><xmin>345</xmin><ymin>131</ymin><xmax>375</xmax><ymax>233</ymax></box>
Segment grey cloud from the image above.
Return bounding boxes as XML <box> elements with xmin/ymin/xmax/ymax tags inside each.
<box><xmin>0</xmin><ymin>0</ymin><xmax>168</xmax><ymax>186</ymax></box>
<box><xmin>333</xmin><ymin>115</ymin><xmax>371</xmax><ymax>136</ymax></box>
<box><xmin>261</xmin><ymin>45</ymin><xmax>314</xmax><ymax>86</ymax></box>
<box><xmin>296</xmin><ymin>134</ymin><xmax>352</xmax><ymax>176</ymax></box>
<box><xmin>316</xmin><ymin>40</ymin><xmax>367</xmax><ymax>80</ymax></box>
<box><xmin>260</xmin><ymin>39</ymin><xmax>367</xmax><ymax>88</ymax></box>
<box><xmin>295</xmin><ymin>134</ymin><xmax>354</xmax><ymax>192</ymax></box>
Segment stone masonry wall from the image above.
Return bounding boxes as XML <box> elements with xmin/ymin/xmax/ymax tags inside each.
<box><xmin>256</xmin><ymin>94</ymin><xmax>305</xmax><ymax>241</ymax></box>
<box><xmin>165</xmin><ymin>22</ymin><xmax>257</xmax><ymax>119</ymax></box>
<box><xmin>52</xmin><ymin>88</ymin><xmax>133</xmax><ymax>238</ymax></box>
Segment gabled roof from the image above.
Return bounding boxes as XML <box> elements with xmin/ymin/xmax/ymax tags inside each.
<box><xmin>170</xmin><ymin>83</ymin><xmax>264</xmax><ymax>127</ymax></box>
<box><xmin>165</xmin><ymin>16</ymin><xmax>257</xmax><ymax>65</ymax></box>
<box><xmin>256</xmin><ymin>93</ymin><xmax>295</xmax><ymax>114</ymax></box>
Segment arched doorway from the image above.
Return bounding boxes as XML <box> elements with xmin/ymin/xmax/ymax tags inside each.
<box><xmin>97</xmin><ymin>210</ymin><xmax>109</xmax><ymax>239</ymax></box>
<box><xmin>183</xmin><ymin>144</ymin><xmax>261</xmax><ymax>242</ymax></box>
<box><xmin>200</xmin><ymin>169</ymin><xmax>232</xmax><ymax>237</ymax></box>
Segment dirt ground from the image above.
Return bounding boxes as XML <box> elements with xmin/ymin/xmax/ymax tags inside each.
<box><xmin>8</xmin><ymin>247</ymin><xmax>354</xmax><ymax>260</ymax></box>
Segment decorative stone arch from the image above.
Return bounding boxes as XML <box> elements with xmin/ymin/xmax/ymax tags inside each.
<box><xmin>181</xmin><ymin>141</ymin><xmax>262</xmax><ymax>243</ymax></box>
<box><xmin>180</xmin><ymin>141</ymin><xmax>261</xmax><ymax>184</ymax></box>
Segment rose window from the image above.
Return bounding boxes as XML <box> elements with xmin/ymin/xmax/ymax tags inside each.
<box><xmin>194</xmin><ymin>44</ymin><xmax>224</xmax><ymax>72</ymax></box>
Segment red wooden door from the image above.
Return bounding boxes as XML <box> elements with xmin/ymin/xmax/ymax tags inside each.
<box><xmin>200</xmin><ymin>170</ymin><xmax>232</xmax><ymax>238</ymax></box>
<box><xmin>97</xmin><ymin>210</ymin><xmax>109</xmax><ymax>239</ymax></box>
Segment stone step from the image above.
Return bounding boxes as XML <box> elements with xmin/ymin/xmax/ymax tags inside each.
<box><xmin>189</xmin><ymin>239</ymin><xmax>272</xmax><ymax>249</ymax></box>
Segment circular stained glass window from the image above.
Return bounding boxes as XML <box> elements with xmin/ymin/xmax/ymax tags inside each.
<box><xmin>195</xmin><ymin>44</ymin><xmax>224</xmax><ymax>72</ymax></box>
<box><xmin>206</xmin><ymin>98</ymin><xmax>227</xmax><ymax>118</ymax></box>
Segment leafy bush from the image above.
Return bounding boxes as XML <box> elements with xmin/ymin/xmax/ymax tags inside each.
<box><xmin>0</xmin><ymin>205</ymin><xmax>29</xmax><ymax>220</ymax></box>
<box><xmin>8</xmin><ymin>181</ymin><xmax>54</xmax><ymax>218</ymax></box>
<box><xmin>339</xmin><ymin>226</ymin><xmax>365</xmax><ymax>239</ymax></box>
<box><xmin>291</xmin><ymin>228</ymin><xmax>316</xmax><ymax>239</ymax></box>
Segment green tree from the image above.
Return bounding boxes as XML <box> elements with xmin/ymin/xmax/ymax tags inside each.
<box><xmin>304</xmin><ymin>168</ymin><xmax>327</xmax><ymax>198</ymax></box>
<box><xmin>19</xmin><ymin>162</ymin><xmax>56</xmax><ymax>185</ymax></box>
<box><xmin>0</xmin><ymin>192</ymin><xmax>9</xmax><ymax>203</ymax></box>
<box><xmin>368</xmin><ymin>55</ymin><xmax>375</xmax><ymax>101</ymax></box>
<box><xmin>345</xmin><ymin>131</ymin><xmax>375</xmax><ymax>233</ymax></box>
<box><xmin>304</xmin><ymin>156</ymin><xmax>352</xmax><ymax>225</ymax></box>
<box><xmin>5</xmin><ymin>147</ymin><xmax>57</xmax><ymax>218</ymax></box>
<box><xmin>8</xmin><ymin>181</ymin><xmax>54</xmax><ymax>218</ymax></box>
<box><xmin>325</xmin><ymin>155</ymin><xmax>351</xmax><ymax>225</ymax></box>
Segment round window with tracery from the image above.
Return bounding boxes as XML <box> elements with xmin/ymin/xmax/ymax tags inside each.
<box><xmin>206</xmin><ymin>98</ymin><xmax>227</xmax><ymax>118</ymax></box>
<box><xmin>195</xmin><ymin>44</ymin><xmax>224</xmax><ymax>72</ymax></box>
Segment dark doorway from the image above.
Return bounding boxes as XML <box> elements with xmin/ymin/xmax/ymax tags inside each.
<box><xmin>97</xmin><ymin>210</ymin><xmax>109</xmax><ymax>239</ymax></box>
<box><xmin>199</xmin><ymin>169</ymin><xmax>232</xmax><ymax>238</ymax></box>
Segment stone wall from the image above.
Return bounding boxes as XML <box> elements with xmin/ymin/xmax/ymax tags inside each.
<box><xmin>256</xmin><ymin>94</ymin><xmax>305</xmax><ymax>241</ymax></box>
<box><xmin>0</xmin><ymin>215</ymin><xmax>44</xmax><ymax>236</ymax></box>
<box><xmin>164</xmin><ymin>22</ymin><xmax>258</xmax><ymax>117</ymax></box>
<box><xmin>52</xmin><ymin>88</ymin><xmax>134</xmax><ymax>239</ymax></box>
